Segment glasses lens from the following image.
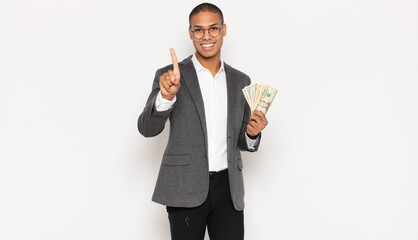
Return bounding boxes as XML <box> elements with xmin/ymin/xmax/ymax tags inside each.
<box><xmin>193</xmin><ymin>29</ymin><xmax>204</xmax><ymax>39</ymax></box>
<box><xmin>209</xmin><ymin>28</ymin><xmax>220</xmax><ymax>37</ymax></box>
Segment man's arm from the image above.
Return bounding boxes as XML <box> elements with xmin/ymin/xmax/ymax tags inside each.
<box><xmin>238</xmin><ymin>103</ymin><xmax>268</xmax><ymax>152</ymax></box>
<box><xmin>138</xmin><ymin>48</ymin><xmax>181</xmax><ymax>137</ymax></box>
<box><xmin>137</xmin><ymin>68</ymin><xmax>172</xmax><ymax>137</ymax></box>
<box><xmin>238</xmin><ymin>99</ymin><xmax>260</xmax><ymax>152</ymax></box>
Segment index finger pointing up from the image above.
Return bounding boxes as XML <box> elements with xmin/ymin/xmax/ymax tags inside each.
<box><xmin>170</xmin><ymin>48</ymin><xmax>180</xmax><ymax>77</ymax></box>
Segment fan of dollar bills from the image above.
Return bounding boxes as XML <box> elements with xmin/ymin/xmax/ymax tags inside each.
<box><xmin>242</xmin><ymin>84</ymin><xmax>278</xmax><ymax>114</ymax></box>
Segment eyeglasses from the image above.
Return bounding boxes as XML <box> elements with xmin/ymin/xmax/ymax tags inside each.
<box><xmin>190</xmin><ymin>26</ymin><xmax>222</xmax><ymax>39</ymax></box>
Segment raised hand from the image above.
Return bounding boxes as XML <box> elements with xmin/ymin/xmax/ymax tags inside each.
<box><xmin>247</xmin><ymin>110</ymin><xmax>268</xmax><ymax>137</ymax></box>
<box><xmin>159</xmin><ymin>48</ymin><xmax>181</xmax><ymax>101</ymax></box>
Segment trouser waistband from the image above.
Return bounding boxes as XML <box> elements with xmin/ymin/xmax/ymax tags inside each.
<box><xmin>209</xmin><ymin>168</ymin><xmax>228</xmax><ymax>178</ymax></box>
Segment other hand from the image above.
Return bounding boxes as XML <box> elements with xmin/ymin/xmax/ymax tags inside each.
<box><xmin>159</xmin><ymin>48</ymin><xmax>181</xmax><ymax>101</ymax></box>
<box><xmin>247</xmin><ymin>110</ymin><xmax>268</xmax><ymax>137</ymax></box>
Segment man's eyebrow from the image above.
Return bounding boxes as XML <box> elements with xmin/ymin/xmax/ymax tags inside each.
<box><xmin>192</xmin><ymin>23</ymin><xmax>219</xmax><ymax>28</ymax></box>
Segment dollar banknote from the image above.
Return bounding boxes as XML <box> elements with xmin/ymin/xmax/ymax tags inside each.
<box><xmin>242</xmin><ymin>84</ymin><xmax>278</xmax><ymax>114</ymax></box>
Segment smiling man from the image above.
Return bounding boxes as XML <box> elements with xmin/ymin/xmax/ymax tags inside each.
<box><xmin>138</xmin><ymin>3</ymin><xmax>268</xmax><ymax>240</ymax></box>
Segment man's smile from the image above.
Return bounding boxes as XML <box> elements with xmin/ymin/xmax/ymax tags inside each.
<box><xmin>201</xmin><ymin>43</ymin><xmax>215</xmax><ymax>50</ymax></box>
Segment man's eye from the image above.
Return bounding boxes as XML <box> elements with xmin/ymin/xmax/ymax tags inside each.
<box><xmin>194</xmin><ymin>29</ymin><xmax>202</xmax><ymax>32</ymax></box>
<box><xmin>211</xmin><ymin>27</ymin><xmax>218</xmax><ymax>31</ymax></box>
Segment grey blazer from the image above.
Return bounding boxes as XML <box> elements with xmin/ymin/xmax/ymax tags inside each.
<box><xmin>138</xmin><ymin>55</ymin><xmax>260</xmax><ymax>211</ymax></box>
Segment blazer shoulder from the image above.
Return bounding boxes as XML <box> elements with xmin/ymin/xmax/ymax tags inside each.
<box><xmin>224</xmin><ymin>62</ymin><xmax>251</xmax><ymax>84</ymax></box>
<box><xmin>180</xmin><ymin>55</ymin><xmax>193</xmax><ymax>66</ymax></box>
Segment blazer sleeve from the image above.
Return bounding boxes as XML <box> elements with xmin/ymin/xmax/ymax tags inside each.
<box><xmin>137</xmin><ymin>66</ymin><xmax>172</xmax><ymax>137</ymax></box>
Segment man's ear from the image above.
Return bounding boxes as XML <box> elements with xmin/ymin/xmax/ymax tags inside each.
<box><xmin>223</xmin><ymin>24</ymin><xmax>227</xmax><ymax>36</ymax></box>
<box><xmin>188</xmin><ymin>27</ymin><xmax>193</xmax><ymax>39</ymax></box>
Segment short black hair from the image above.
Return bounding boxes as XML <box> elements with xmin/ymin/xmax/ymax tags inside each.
<box><xmin>189</xmin><ymin>3</ymin><xmax>224</xmax><ymax>27</ymax></box>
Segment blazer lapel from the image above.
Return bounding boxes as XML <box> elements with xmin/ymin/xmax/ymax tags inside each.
<box><xmin>225</xmin><ymin>63</ymin><xmax>236</xmax><ymax>140</ymax></box>
<box><xmin>180</xmin><ymin>57</ymin><xmax>208</xmax><ymax>150</ymax></box>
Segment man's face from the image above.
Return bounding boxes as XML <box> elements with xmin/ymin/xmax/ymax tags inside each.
<box><xmin>189</xmin><ymin>11</ymin><xmax>227</xmax><ymax>59</ymax></box>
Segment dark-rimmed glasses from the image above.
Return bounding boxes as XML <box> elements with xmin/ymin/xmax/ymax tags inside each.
<box><xmin>190</xmin><ymin>27</ymin><xmax>222</xmax><ymax>39</ymax></box>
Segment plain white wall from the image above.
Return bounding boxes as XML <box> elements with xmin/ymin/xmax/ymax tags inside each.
<box><xmin>1</xmin><ymin>0</ymin><xmax>417</xmax><ymax>239</ymax></box>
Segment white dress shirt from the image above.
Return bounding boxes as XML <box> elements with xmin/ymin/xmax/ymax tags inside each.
<box><xmin>156</xmin><ymin>55</ymin><xmax>258</xmax><ymax>171</ymax></box>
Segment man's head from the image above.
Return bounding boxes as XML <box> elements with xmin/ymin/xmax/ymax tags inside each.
<box><xmin>189</xmin><ymin>3</ymin><xmax>224</xmax><ymax>27</ymax></box>
<box><xmin>188</xmin><ymin>3</ymin><xmax>226</xmax><ymax>60</ymax></box>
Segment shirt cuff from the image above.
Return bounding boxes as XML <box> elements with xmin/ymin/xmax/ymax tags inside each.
<box><xmin>245</xmin><ymin>133</ymin><xmax>260</xmax><ymax>150</ymax></box>
<box><xmin>155</xmin><ymin>91</ymin><xmax>176</xmax><ymax>112</ymax></box>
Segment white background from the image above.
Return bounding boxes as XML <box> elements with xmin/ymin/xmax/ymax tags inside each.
<box><xmin>1</xmin><ymin>0</ymin><xmax>417</xmax><ymax>239</ymax></box>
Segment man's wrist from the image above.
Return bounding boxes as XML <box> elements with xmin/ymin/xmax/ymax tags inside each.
<box><xmin>247</xmin><ymin>133</ymin><xmax>260</xmax><ymax>140</ymax></box>
<box><xmin>161</xmin><ymin>94</ymin><xmax>175</xmax><ymax>101</ymax></box>
<box><xmin>155</xmin><ymin>91</ymin><xmax>176</xmax><ymax>112</ymax></box>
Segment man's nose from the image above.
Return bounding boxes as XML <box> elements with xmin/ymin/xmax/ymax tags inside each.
<box><xmin>203</xmin><ymin>29</ymin><xmax>211</xmax><ymax>40</ymax></box>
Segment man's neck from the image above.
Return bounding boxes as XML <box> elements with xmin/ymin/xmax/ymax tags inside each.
<box><xmin>196</xmin><ymin>52</ymin><xmax>222</xmax><ymax>77</ymax></box>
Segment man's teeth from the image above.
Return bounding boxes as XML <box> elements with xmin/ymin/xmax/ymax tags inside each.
<box><xmin>202</xmin><ymin>44</ymin><xmax>214</xmax><ymax>47</ymax></box>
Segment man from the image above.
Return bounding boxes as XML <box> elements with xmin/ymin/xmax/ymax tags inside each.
<box><xmin>138</xmin><ymin>3</ymin><xmax>268</xmax><ymax>240</ymax></box>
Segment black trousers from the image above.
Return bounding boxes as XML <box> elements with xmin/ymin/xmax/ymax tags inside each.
<box><xmin>166</xmin><ymin>169</ymin><xmax>244</xmax><ymax>240</ymax></box>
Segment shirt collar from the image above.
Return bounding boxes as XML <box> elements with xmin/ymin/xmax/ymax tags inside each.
<box><xmin>192</xmin><ymin>54</ymin><xmax>225</xmax><ymax>75</ymax></box>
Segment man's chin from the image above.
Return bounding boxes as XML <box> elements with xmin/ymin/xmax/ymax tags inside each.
<box><xmin>197</xmin><ymin>50</ymin><xmax>219</xmax><ymax>59</ymax></box>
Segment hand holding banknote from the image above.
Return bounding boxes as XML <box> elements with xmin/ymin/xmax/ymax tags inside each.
<box><xmin>247</xmin><ymin>110</ymin><xmax>268</xmax><ymax>137</ymax></box>
<box><xmin>242</xmin><ymin>83</ymin><xmax>278</xmax><ymax>137</ymax></box>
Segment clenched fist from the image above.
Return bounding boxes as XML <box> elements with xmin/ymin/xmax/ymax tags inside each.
<box><xmin>159</xmin><ymin>48</ymin><xmax>181</xmax><ymax>101</ymax></box>
<box><xmin>247</xmin><ymin>110</ymin><xmax>268</xmax><ymax>137</ymax></box>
